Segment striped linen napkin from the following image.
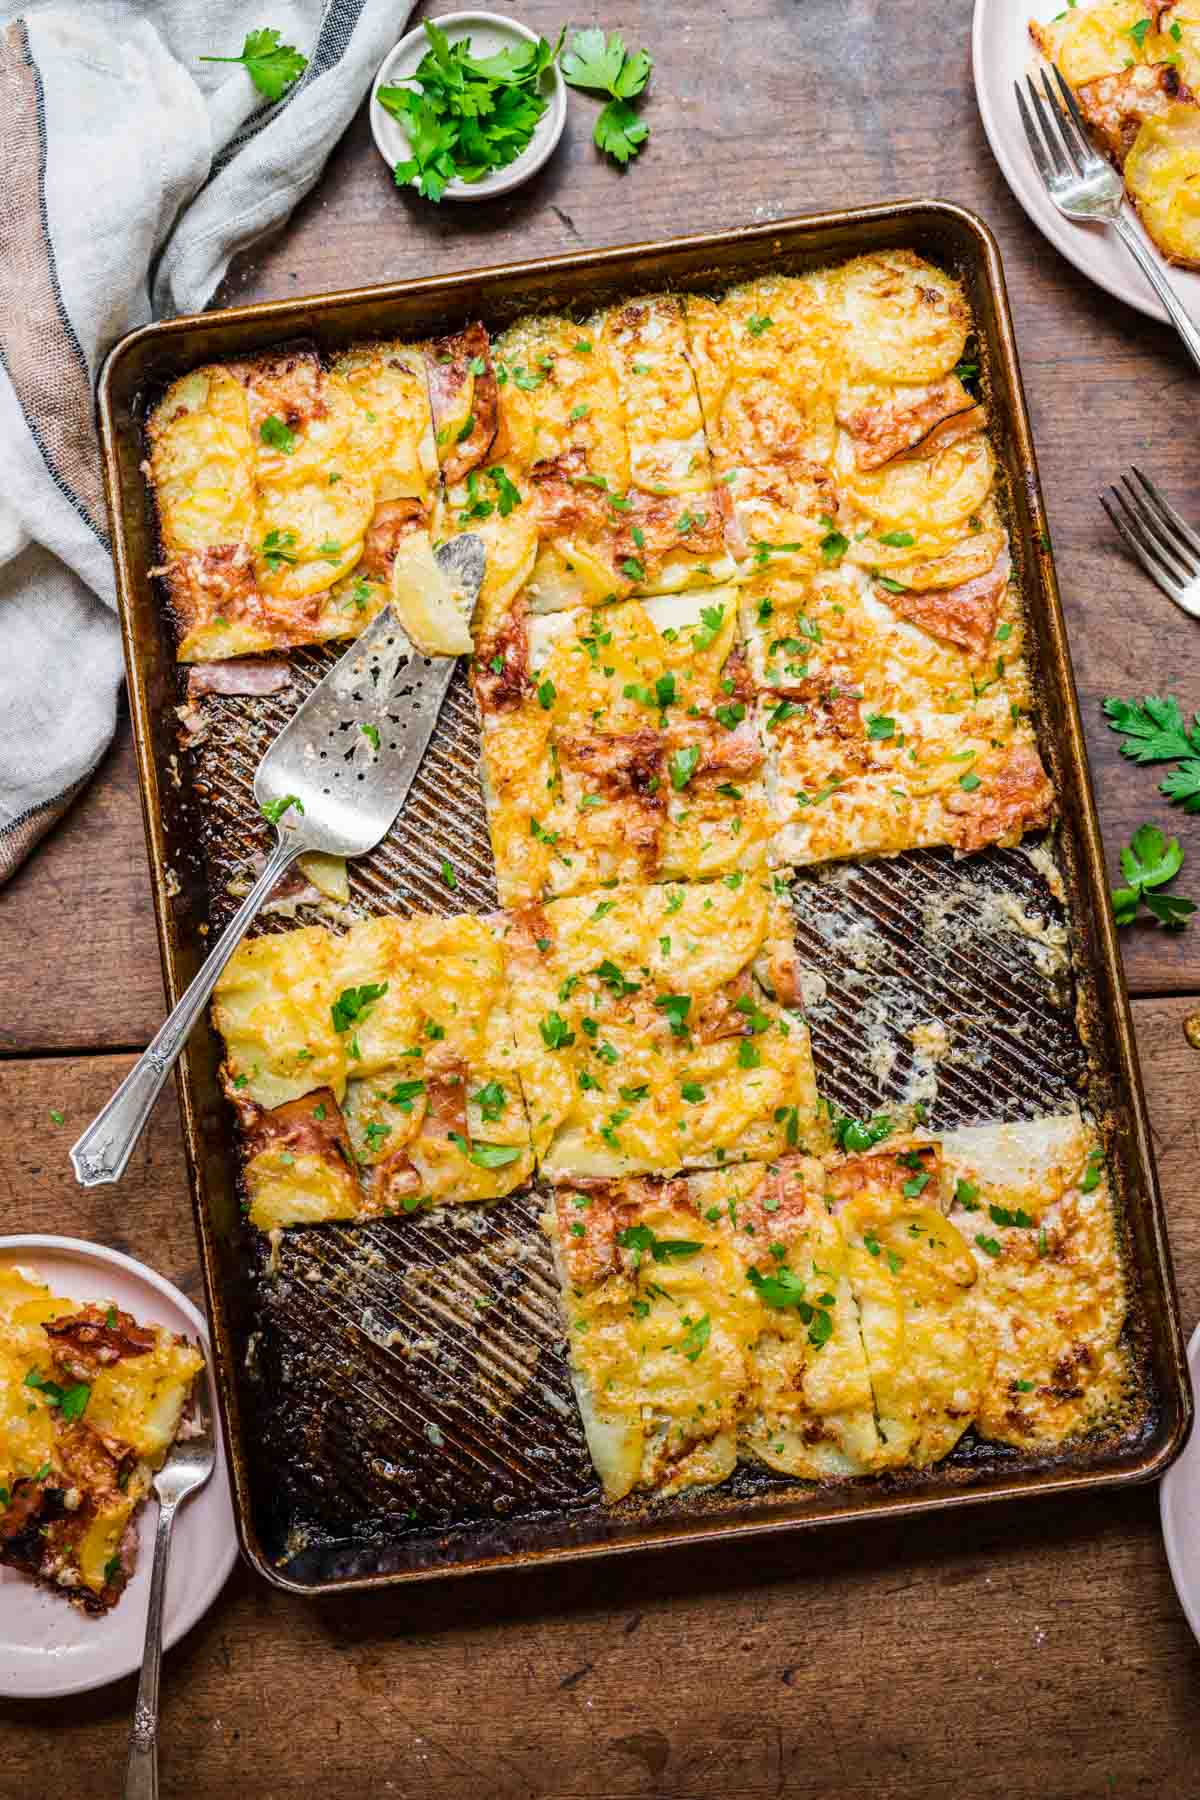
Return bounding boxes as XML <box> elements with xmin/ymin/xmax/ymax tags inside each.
<box><xmin>0</xmin><ymin>0</ymin><xmax>410</xmax><ymax>882</ymax></box>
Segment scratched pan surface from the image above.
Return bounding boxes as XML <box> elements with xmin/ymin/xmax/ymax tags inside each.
<box><xmin>96</xmin><ymin>205</ymin><xmax>1191</xmax><ymax>1594</ymax></box>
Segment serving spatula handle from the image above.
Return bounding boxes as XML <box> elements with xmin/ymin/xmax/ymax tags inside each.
<box><xmin>70</xmin><ymin>833</ymin><xmax>304</xmax><ymax>1187</ymax></box>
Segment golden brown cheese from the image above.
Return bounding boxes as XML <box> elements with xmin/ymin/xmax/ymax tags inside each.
<box><xmin>943</xmin><ymin>1116</ymin><xmax>1129</xmax><ymax>1448</ymax></box>
<box><xmin>213</xmin><ymin>914</ymin><xmax>534</xmax><ymax>1223</ymax></box>
<box><xmin>148</xmin><ymin>338</ymin><xmax>439</xmax><ymax>661</ymax></box>
<box><xmin>740</xmin><ymin>552</ymin><xmax>1051</xmax><ymax>866</ymax></box>
<box><xmin>544</xmin><ymin>1158</ymin><xmax>875</xmax><ymax>1501</ymax></box>
<box><xmin>476</xmin><ymin>589</ymin><xmax>768</xmax><ymax>904</ymax></box>
<box><xmin>826</xmin><ymin>1142</ymin><xmax>981</xmax><ymax>1468</ymax></box>
<box><xmin>502</xmin><ymin>877</ymin><xmax>823</xmax><ymax>1182</ymax></box>
<box><xmin>1032</xmin><ymin>1</ymin><xmax>1200</xmax><ymax>266</ymax></box>
<box><xmin>0</xmin><ymin>1266</ymin><xmax>202</xmax><ymax>1610</ymax></box>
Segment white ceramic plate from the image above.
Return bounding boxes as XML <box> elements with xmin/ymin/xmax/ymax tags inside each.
<box><xmin>973</xmin><ymin>0</ymin><xmax>1200</xmax><ymax>327</ymax></box>
<box><xmin>371</xmin><ymin>10</ymin><xmax>567</xmax><ymax>202</ymax></box>
<box><xmin>0</xmin><ymin>1237</ymin><xmax>237</xmax><ymax>1699</ymax></box>
<box><xmin>1161</xmin><ymin>1322</ymin><xmax>1200</xmax><ymax>1648</ymax></box>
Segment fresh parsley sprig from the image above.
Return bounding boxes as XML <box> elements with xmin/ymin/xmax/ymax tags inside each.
<box><xmin>1104</xmin><ymin>694</ymin><xmax>1200</xmax><ymax>813</ymax></box>
<box><xmin>1111</xmin><ymin>824</ymin><xmax>1196</xmax><ymax>931</ymax></box>
<box><xmin>200</xmin><ymin>27</ymin><xmax>308</xmax><ymax>102</ymax></box>
<box><xmin>560</xmin><ymin>28</ymin><xmax>653</xmax><ymax>164</ymax></box>
<box><xmin>379</xmin><ymin>21</ymin><xmax>562</xmax><ymax>201</ymax></box>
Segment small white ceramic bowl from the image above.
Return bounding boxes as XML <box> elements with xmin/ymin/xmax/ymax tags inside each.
<box><xmin>371</xmin><ymin>11</ymin><xmax>567</xmax><ymax>202</ymax></box>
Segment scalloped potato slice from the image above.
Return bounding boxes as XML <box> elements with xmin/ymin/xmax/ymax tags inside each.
<box><xmin>1031</xmin><ymin>1</ymin><xmax>1177</xmax><ymax>88</ymax></box>
<box><xmin>842</xmin><ymin>433</ymin><xmax>995</xmax><ymax>540</ymax></box>
<box><xmin>831</xmin><ymin>251</ymin><xmax>970</xmax><ymax>384</ymax></box>
<box><xmin>1125</xmin><ymin>103</ymin><xmax>1200</xmax><ymax>267</ymax></box>
<box><xmin>148</xmin><ymin>367</ymin><xmax>258</xmax><ymax>554</ymax></box>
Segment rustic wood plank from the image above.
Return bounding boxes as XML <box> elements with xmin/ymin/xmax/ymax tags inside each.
<box><xmin>0</xmin><ymin>704</ymin><xmax>166</xmax><ymax>1054</ymax></box>
<box><xmin>2</xmin><ymin>1007</ymin><xmax>1197</xmax><ymax>1795</ymax></box>
<box><xmin>8</xmin><ymin>0</ymin><xmax>1197</xmax><ymax>1063</ymax></box>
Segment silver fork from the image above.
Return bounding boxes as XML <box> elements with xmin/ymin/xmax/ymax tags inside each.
<box><xmin>71</xmin><ymin>533</ymin><xmax>483</xmax><ymax>1189</ymax></box>
<box><xmin>1102</xmin><ymin>467</ymin><xmax>1200</xmax><ymax>619</ymax></box>
<box><xmin>1016</xmin><ymin>67</ymin><xmax>1200</xmax><ymax>374</ymax></box>
<box><xmin>124</xmin><ymin>1368</ymin><xmax>216</xmax><ymax>1800</ymax></box>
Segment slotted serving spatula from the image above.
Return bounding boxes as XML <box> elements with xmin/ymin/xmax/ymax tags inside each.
<box><xmin>71</xmin><ymin>534</ymin><xmax>485</xmax><ymax>1189</ymax></box>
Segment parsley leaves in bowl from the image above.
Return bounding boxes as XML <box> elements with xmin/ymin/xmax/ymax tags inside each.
<box><xmin>372</xmin><ymin>14</ymin><xmax>567</xmax><ymax>202</ymax></box>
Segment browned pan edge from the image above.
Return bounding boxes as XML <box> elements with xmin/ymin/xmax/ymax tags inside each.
<box><xmin>95</xmin><ymin>199</ymin><xmax>1192</xmax><ymax>1596</ymax></box>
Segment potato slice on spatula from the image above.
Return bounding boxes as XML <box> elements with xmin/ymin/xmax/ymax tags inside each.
<box><xmin>71</xmin><ymin>534</ymin><xmax>486</xmax><ymax>1188</ymax></box>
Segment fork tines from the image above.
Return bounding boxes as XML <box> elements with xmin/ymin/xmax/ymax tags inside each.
<box><xmin>1015</xmin><ymin>66</ymin><xmax>1102</xmax><ymax>185</ymax></box>
<box><xmin>1102</xmin><ymin>469</ymin><xmax>1200</xmax><ymax>618</ymax></box>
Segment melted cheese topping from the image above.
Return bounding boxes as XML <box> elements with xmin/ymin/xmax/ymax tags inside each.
<box><xmin>0</xmin><ymin>1266</ymin><xmax>202</xmax><ymax>1600</ymax></box>
<box><xmin>742</xmin><ymin>558</ymin><xmax>1044</xmax><ymax>865</ymax></box>
<box><xmin>215</xmin><ymin>915</ymin><xmax>534</xmax><ymax>1221</ymax></box>
<box><xmin>502</xmin><ymin>877</ymin><xmax>823</xmax><ymax>1180</ymax></box>
<box><xmin>943</xmin><ymin>1115</ymin><xmax>1129</xmax><ymax>1447</ymax></box>
<box><xmin>546</xmin><ymin>1159</ymin><xmax>876</xmax><ymax>1500</ymax></box>
<box><xmin>480</xmin><ymin>590</ymin><xmax>768</xmax><ymax>904</ymax></box>
<box><xmin>1125</xmin><ymin>104</ymin><xmax>1200</xmax><ymax>268</ymax></box>
<box><xmin>148</xmin><ymin>343</ymin><xmax>435</xmax><ymax>661</ymax></box>
<box><xmin>828</xmin><ymin>1144</ymin><xmax>981</xmax><ymax>1468</ymax></box>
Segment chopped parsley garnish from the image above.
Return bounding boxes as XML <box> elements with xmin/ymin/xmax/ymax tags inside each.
<box><xmin>989</xmin><ymin>1203</ymin><xmax>1034</xmax><ymax>1228</ymax></box>
<box><xmin>439</xmin><ymin>857</ymin><xmax>458</xmax><ymax>889</ymax></box>
<box><xmin>975</xmin><ymin>1234</ymin><xmax>1002</xmax><ymax>1258</ymax></box>
<box><xmin>746</xmin><ymin>314</ymin><xmax>774</xmax><ymax>336</ymax></box>
<box><xmin>540</xmin><ymin>1010</ymin><xmax>575</xmax><ymax>1050</ymax></box>
<box><xmin>617</xmin><ymin>1225</ymin><xmax>702</xmax><ymax>1268</ymax></box>
<box><xmin>866</xmin><ymin>714</ymin><xmax>896</xmax><ymax>741</ymax></box>
<box><xmin>261</xmin><ymin>528</ymin><xmax>297</xmax><ymax>570</ymax></box>
<box><xmin>448</xmin><ymin>1132</ymin><xmax>523</xmax><ymax>1169</ymax></box>
<box><xmin>360</xmin><ymin>723</ymin><xmax>380</xmax><ymax>751</ymax></box>
<box><xmin>260</xmin><ymin>793</ymin><xmax>304</xmax><ymax>826</ymax></box>
<box><xmin>259</xmin><ymin>415</ymin><xmax>295</xmax><ymax>454</ymax></box>
<box><xmin>386</xmin><ymin>1079</ymin><xmax>425</xmax><ymax>1112</ymax></box>
<box><xmin>680</xmin><ymin>1313</ymin><xmax>711</xmax><ymax>1361</ymax></box>
<box><xmin>473</xmin><ymin>1080</ymin><xmax>506</xmax><ymax>1121</ymax></box>
<box><xmin>200</xmin><ymin>27</ymin><xmax>308</xmax><ymax>101</ymax></box>
<box><xmin>331</xmin><ymin>983</ymin><xmax>388</xmax><ymax>1033</ymax></box>
<box><xmin>1080</xmin><ymin>1147</ymin><xmax>1105</xmax><ymax>1193</ymax></box>
<box><xmin>669</xmin><ymin>745</ymin><xmax>701</xmax><ymax>790</ymax></box>
<box><xmin>654</xmin><ymin>993</ymin><xmax>691</xmax><ymax>1036</ymax></box>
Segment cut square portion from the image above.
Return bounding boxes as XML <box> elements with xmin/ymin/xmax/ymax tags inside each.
<box><xmin>489</xmin><ymin>298</ymin><xmax>734</xmax><ymax>615</ymax></box>
<box><xmin>213</xmin><ymin>915</ymin><xmax>534</xmax><ymax>1227</ymax></box>
<box><xmin>943</xmin><ymin>1115</ymin><xmax>1130</xmax><ymax>1450</ymax></box>
<box><xmin>739</xmin><ymin>556</ymin><xmax>1052</xmax><ymax>865</ymax></box>
<box><xmin>475</xmin><ymin>588</ymin><xmax>768</xmax><ymax>904</ymax></box>
<box><xmin>683</xmin><ymin>275</ymin><xmax>843</xmax><ymax>571</ymax></box>
<box><xmin>543</xmin><ymin>1158</ymin><xmax>877</xmax><ymax>1502</ymax></box>
<box><xmin>148</xmin><ymin>343</ymin><xmax>437</xmax><ymax>661</ymax></box>
<box><xmin>501</xmin><ymin>876</ymin><xmax>823</xmax><ymax>1182</ymax></box>
<box><xmin>826</xmin><ymin>1139</ymin><xmax>981</xmax><ymax>1469</ymax></box>
<box><xmin>0</xmin><ymin>1266</ymin><xmax>202</xmax><ymax>1611</ymax></box>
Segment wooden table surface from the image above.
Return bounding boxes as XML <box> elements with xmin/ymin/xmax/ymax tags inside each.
<box><xmin>5</xmin><ymin>3</ymin><xmax>1200</xmax><ymax>1792</ymax></box>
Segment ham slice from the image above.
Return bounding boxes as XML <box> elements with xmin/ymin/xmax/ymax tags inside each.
<box><xmin>186</xmin><ymin>657</ymin><xmax>292</xmax><ymax>698</ymax></box>
<box><xmin>880</xmin><ymin>547</ymin><xmax>1011</xmax><ymax>659</ymax></box>
<box><xmin>947</xmin><ymin>743</ymin><xmax>1054</xmax><ymax>854</ymax></box>
<box><xmin>426</xmin><ymin>322</ymin><xmax>499</xmax><ymax>485</ymax></box>
<box><xmin>841</xmin><ymin>377</ymin><xmax>977</xmax><ymax>470</ymax></box>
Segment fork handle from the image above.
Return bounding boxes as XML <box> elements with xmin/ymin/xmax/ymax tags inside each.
<box><xmin>70</xmin><ymin>832</ymin><xmax>304</xmax><ymax>1188</ymax></box>
<box><xmin>1113</xmin><ymin>211</ymin><xmax>1200</xmax><ymax>375</ymax></box>
<box><xmin>123</xmin><ymin>1494</ymin><xmax>179</xmax><ymax>1800</ymax></box>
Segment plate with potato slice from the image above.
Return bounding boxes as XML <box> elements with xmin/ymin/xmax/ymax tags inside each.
<box><xmin>974</xmin><ymin>0</ymin><xmax>1200</xmax><ymax>326</ymax></box>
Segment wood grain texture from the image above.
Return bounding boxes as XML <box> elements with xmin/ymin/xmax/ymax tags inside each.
<box><xmin>5</xmin><ymin>0</ymin><xmax>1197</xmax><ymax>1062</ymax></box>
<box><xmin>2</xmin><ymin>1006</ymin><xmax>1198</xmax><ymax>1796</ymax></box>
<box><xmin>5</xmin><ymin>1</ymin><xmax>1200</xmax><ymax>1789</ymax></box>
